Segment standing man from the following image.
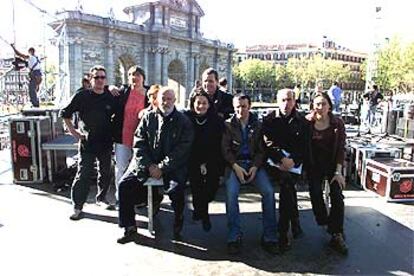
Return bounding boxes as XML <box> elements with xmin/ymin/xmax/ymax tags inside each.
<box><xmin>262</xmin><ymin>88</ymin><xmax>310</xmax><ymax>253</ymax></box>
<box><xmin>60</xmin><ymin>65</ymin><xmax>117</xmax><ymax>220</ymax></box>
<box><xmin>202</xmin><ymin>68</ymin><xmax>234</xmax><ymax>119</ymax></box>
<box><xmin>363</xmin><ymin>84</ymin><xmax>383</xmax><ymax>128</ymax></box>
<box><xmin>328</xmin><ymin>81</ymin><xmax>343</xmax><ymax>113</ymax></box>
<box><xmin>117</xmin><ymin>87</ymin><xmax>194</xmax><ymax>243</ymax></box>
<box><xmin>222</xmin><ymin>93</ymin><xmax>278</xmax><ymax>255</ymax></box>
<box><xmin>11</xmin><ymin>44</ymin><xmax>42</xmax><ymax>107</ymax></box>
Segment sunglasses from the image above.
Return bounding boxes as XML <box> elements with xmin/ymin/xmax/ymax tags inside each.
<box><xmin>93</xmin><ymin>76</ymin><xmax>106</xmax><ymax>80</ymax></box>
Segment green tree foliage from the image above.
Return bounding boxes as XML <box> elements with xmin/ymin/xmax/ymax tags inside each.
<box><xmin>376</xmin><ymin>38</ymin><xmax>414</xmax><ymax>93</ymax></box>
<box><xmin>234</xmin><ymin>59</ymin><xmax>275</xmax><ymax>89</ymax></box>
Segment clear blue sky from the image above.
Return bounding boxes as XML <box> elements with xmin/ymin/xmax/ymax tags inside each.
<box><xmin>0</xmin><ymin>0</ymin><xmax>413</xmax><ymax>58</ymax></box>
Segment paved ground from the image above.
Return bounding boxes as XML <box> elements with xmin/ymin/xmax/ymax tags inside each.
<box><xmin>0</xmin><ymin>149</ymin><xmax>413</xmax><ymax>276</ymax></box>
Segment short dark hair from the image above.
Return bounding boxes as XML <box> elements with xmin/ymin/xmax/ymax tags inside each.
<box><xmin>334</xmin><ymin>81</ymin><xmax>339</xmax><ymax>86</ymax></box>
<box><xmin>128</xmin><ymin>65</ymin><xmax>146</xmax><ymax>81</ymax></box>
<box><xmin>28</xmin><ymin>47</ymin><xmax>35</xmax><ymax>53</ymax></box>
<box><xmin>189</xmin><ymin>87</ymin><xmax>211</xmax><ymax>113</ymax></box>
<box><xmin>373</xmin><ymin>84</ymin><xmax>378</xmax><ymax>90</ymax></box>
<box><xmin>219</xmin><ymin>77</ymin><xmax>227</xmax><ymax>86</ymax></box>
<box><xmin>233</xmin><ymin>93</ymin><xmax>251</xmax><ymax>105</ymax></box>
<box><xmin>311</xmin><ymin>92</ymin><xmax>333</xmax><ymax>111</ymax></box>
<box><xmin>89</xmin><ymin>65</ymin><xmax>106</xmax><ymax>74</ymax></box>
<box><xmin>202</xmin><ymin>68</ymin><xmax>219</xmax><ymax>81</ymax></box>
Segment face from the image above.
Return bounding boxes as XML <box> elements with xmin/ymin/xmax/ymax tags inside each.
<box><xmin>129</xmin><ymin>71</ymin><xmax>144</xmax><ymax>87</ymax></box>
<box><xmin>202</xmin><ymin>73</ymin><xmax>218</xmax><ymax>95</ymax></box>
<box><xmin>313</xmin><ymin>96</ymin><xmax>330</xmax><ymax>119</ymax></box>
<box><xmin>233</xmin><ymin>98</ymin><xmax>250</xmax><ymax>120</ymax></box>
<box><xmin>193</xmin><ymin>95</ymin><xmax>209</xmax><ymax>115</ymax></box>
<box><xmin>277</xmin><ymin>90</ymin><xmax>296</xmax><ymax>116</ymax></box>
<box><xmin>148</xmin><ymin>91</ymin><xmax>159</xmax><ymax>108</ymax></box>
<box><xmin>158</xmin><ymin>89</ymin><xmax>176</xmax><ymax>114</ymax></box>
<box><xmin>90</xmin><ymin>69</ymin><xmax>106</xmax><ymax>91</ymax></box>
<box><xmin>28</xmin><ymin>49</ymin><xmax>34</xmax><ymax>55</ymax></box>
<box><xmin>82</xmin><ymin>80</ymin><xmax>91</xmax><ymax>89</ymax></box>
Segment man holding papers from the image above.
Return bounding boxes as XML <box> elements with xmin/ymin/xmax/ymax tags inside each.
<box><xmin>262</xmin><ymin>88</ymin><xmax>311</xmax><ymax>253</ymax></box>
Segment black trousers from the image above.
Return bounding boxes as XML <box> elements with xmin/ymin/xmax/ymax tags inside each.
<box><xmin>308</xmin><ymin>173</ymin><xmax>344</xmax><ymax>234</ymax></box>
<box><xmin>71</xmin><ymin>148</ymin><xmax>112</xmax><ymax>210</ymax></box>
<box><xmin>276</xmin><ymin>170</ymin><xmax>300</xmax><ymax>234</ymax></box>
<box><xmin>118</xmin><ymin>170</ymin><xmax>182</xmax><ymax>228</ymax></box>
<box><xmin>188</xmin><ymin>166</ymin><xmax>220</xmax><ymax>218</ymax></box>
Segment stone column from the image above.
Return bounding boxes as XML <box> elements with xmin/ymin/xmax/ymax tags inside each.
<box><xmin>154</xmin><ymin>48</ymin><xmax>162</xmax><ymax>85</ymax></box>
<box><xmin>194</xmin><ymin>54</ymin><xmax>199</xmax><ymax>82</ymax></box>
<box><xmin>187</xmin><ymin>53</ymin><xmax>194</xmax><ymax>95</ymax></box>
<box><xmin>161</xmin><ymin>48</ymin><xmax>169</xmax><ymax>86</ymax></box>
<box><xmin>69</xmin><ymin>36</ymin><xmax>83</xmax><ymax>96</ymax></box>
<box><xmin>227</xmin><ymin>50</ymin><xmax>233</xmax><ymax>92</ymax></box>
<box><xmin>105</xmin><ymin>42</ymin><xmax>115</xmax><ymax>85</ymax></box>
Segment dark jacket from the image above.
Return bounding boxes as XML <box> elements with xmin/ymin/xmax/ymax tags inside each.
<box><xmin>262</xmin><ymin>109</ymin><xmax>311</xmax><ymax>169</ymax></box>
<box><xmin>222</xmin><ymin>112</ymin><xmax>265</xmax><ymax>168</ymax></box>
<box><xmin>60</xmin><ymin>88</ymin><xmax>117</xmax><ymax>153</ymax></box>
<box><xmin>112</xmin><ymin>85</ymin><xmax>150</xmax><ymax>144</ymax></box>
<box><xmin>184</xmin><ymin>110</ymin><xmax>225</xmax><ymax>172</ymax></box>
<box><xmin>133</xmin><ymin>108</ymin><xmax>194</xmax><ymax>184</ymax></box>
<box><xmin>210</xmin><ymin>89</ymin><xmax>234</xmax><ymax>120</ymax></box>
<box><xmin>308</xmin><ymin>113</ymin><xmax>346</xmax><ymax>174</ymax></box>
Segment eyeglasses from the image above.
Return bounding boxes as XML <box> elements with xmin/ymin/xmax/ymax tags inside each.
<box><xmin>93</xmin><ymin>76</ymin><xmax>106</xmax><ymax>80</ymax></box>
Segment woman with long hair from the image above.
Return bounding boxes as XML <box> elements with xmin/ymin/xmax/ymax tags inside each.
<box><xmin>185</xmin><ymin>88</ymin><xmax>224</xmax><ymax>231</ymax></box>
<box><xmin>306</xmin><ymin>92</ymin><xmax>348</xmax><ymax>255</ymax></box>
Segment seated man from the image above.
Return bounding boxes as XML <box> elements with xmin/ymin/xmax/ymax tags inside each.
<box><xmin>117</xmin><ymin>87</ymin><xmax>194</xmax><ymax>243</ymax></box>
<box><xmin>222</xmin><ymin>93</ymin><xmax>278</xmax><ymax>255</ymax></box>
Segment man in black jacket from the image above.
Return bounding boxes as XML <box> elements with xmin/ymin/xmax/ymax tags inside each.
<box><xmin>262</xmin><ymin>88</ymin><xmax>310</xmax><ymax>252</ymax></box>
<box><xmin>201</xmin><ymin>68</ymin><xmax>234</xmax><ymax>120</ymax></box>
<box><xmin>60</xmin><ymin>65</ymin><xmax>117</xmax><ymax>220</ymax></box>
<box><xmin>117</xmin><ymin>87</ymin><xmax>194</xmax><ymax>243</ymax></box>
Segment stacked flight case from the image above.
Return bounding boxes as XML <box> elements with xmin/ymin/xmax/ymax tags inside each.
<box><xmin>9</xmin><ymin>116</ymin><xmax>52</xmax><ymax>184</ymax></box>
<box><xmin>20</xmin><ymin>107</ymin><xmax>67</xmax><ymax>175</ymax></box>
<box><xmin>365</xmin><ymin>158</ymin><xmax>414</xmax><ymax>202</ymax></box>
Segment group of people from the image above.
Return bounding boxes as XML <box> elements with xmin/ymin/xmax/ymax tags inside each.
<box><xmin>59</xmin><ymin>65</ymin><xmax>348</xmax><ymax>256</ymax></box>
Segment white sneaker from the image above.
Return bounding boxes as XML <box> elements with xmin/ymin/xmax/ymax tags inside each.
<box><xmin>70</xmin><ymin>209</ymin><xmax>83</xmax><ymax>220</ymax></box>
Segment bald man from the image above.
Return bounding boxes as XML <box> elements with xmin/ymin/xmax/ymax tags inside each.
<box><xmin>262</xmin><ymin>88</ymin><xmax>311</xmax><ymax>253</ymax></box>
<box><xmin>117</xmin><ymin>87</ymin><xmax>194</xmax><ymax>243</ymax></box>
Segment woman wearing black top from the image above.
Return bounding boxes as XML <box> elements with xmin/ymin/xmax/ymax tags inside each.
<box><xmin>185</xmin><ymin>89</ymin><xmax>224</xmax><ymax>231</ymax></box>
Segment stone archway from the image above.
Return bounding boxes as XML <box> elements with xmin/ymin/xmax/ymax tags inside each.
<box><xmin>115</xmin><ymin>54</ymin><xmax>136</xmax><ymax>86</ymax></box>
<box><xmin>168</xmin><ymin>59</ymin><xmax>186</xmax><ymax>108</ymax></box>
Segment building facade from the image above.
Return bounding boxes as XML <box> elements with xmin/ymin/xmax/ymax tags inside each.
<box><xmin>237</xmin><ymin>37</ymin><xmax>367</xmax><ymax>91</ymax></box>
<box><xmin>50</xmin><ymin>0</ymin><xmax>234</xmax><ymax>107</ymax></box>
<box><xmin>0</xmin><ymin>58</ymin><xmax>29</xmax><ymax>105</ymax></box>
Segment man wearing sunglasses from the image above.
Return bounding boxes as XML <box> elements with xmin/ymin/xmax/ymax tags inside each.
<box><xmin>60</xmin><ymin>65</ymin><xmax>117</xmax><ymax>220</ymax></box>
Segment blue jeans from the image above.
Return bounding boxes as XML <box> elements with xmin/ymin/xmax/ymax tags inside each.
<box><xmin>225</xmin><ymin>165</ymin><xmax>277</xmax><ymax>242</ymax></box>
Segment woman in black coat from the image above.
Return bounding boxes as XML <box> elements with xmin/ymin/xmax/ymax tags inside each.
<box><xmin>185</xmin><ymin>89</ymin><xmax>225</xmax><ymax>231</ymax></box>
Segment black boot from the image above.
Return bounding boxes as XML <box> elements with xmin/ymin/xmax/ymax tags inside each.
<box><xmin>291</xmin><ymin>218</ymin><xmax>304</xmax><ymax>239</ymax></box>
<box><xmin>173</xmin><ymin>213</ymin><xmax>184</xmax><ymax>239</ymax></box>
<box><xmin>117</xmin><ymin>227</ymin><xmax>139</xmax><ymax>244</ymax></box>
<box><xmin>329</xmin><ymin>233</ymin><xmax>348</xmax><ymax>255</ymax></box>
<box><xmin>278</xmin><ymin>233</ymin><xmax>291</xmax><ymax>253</ymax></box>
<box><xmin>202</xmin><ymin>214</ymin><xmax>212</xmax><ymax>232</ymax></box>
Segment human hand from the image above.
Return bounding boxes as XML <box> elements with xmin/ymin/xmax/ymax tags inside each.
<box><xmin>70</xmin><ymin>129</ymin><xmax>85</xmax><ymax>141</ymax></box>
<box><xmin>246</xmin><ymin>166</ymin><xmax>257</xmax><ymax>183</ymax></box>
<box><xmin>149</xmin><ymin>164</ymin><xmax>162</xmax><ymax>179</ymax></box>
<box><xmin>200</xmin><ymin>163</ymin><xmax>207</xmax><ymax>175</ymax></box>
<box><xmin>232</xmin><ymin>163</ymin><xmax>248</xmax><ymax>184</ymax></box>
<box><xmin>108</xmin><ymin>85</ymin><xmax>120</xmax><ymax>96</ymax></box>
<box><xmin>331</xmin><ymin>173</ymin><xmax>346</xmax><ymax>189</ymax></box>
<box><xmin>281</xmin><ymin>157</ymin><xmax>295</xmax><ymax>170</ymax></box>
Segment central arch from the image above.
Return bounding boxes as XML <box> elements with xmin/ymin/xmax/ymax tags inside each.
<box><xmin>168</xmin><ymin>59</ymin><xmax>186</xmax><ymax>107</ymax></box>
<box><xmin>115</xmin><ymin>54</ymin><xmax>136</xmax><ymax>86</ymax></box>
